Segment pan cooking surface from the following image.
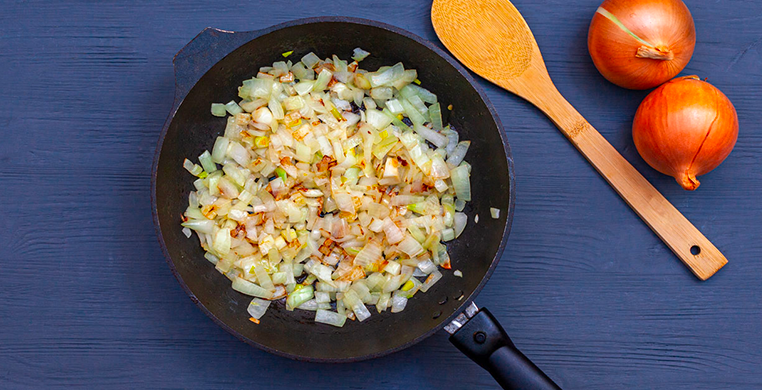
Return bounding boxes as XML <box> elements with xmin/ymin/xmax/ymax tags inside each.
<box><xmin>153</xmin><ymin>17</ymin><xmax>514</xmax><ymax>361</ymax></box>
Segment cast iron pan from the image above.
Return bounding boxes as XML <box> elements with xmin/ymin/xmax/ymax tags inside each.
<box><xmin>152</xmin><ymin>17</ymin><xmax>560</xmax><ymax>390</ymax></box>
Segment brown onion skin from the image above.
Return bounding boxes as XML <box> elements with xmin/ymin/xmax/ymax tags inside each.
<box><xmin>588</xmin><ymin>0</ymin><xmax>696</xmax><ymax>90</ymax></box>
<box><xmin>633</xmin><ymin>76</ymin><xmax>738</xmax><ymax>190</ymax></box>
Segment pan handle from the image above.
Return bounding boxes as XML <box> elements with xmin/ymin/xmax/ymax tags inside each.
<box><xmin>172</xmin><ymin>27</ymin><xmax>261</xmax><ymax>106</ymax></box>
<box><xmin>447</xmin><ymin>304</ymin><xmax>561</xmax><ymax>390</ymax></box>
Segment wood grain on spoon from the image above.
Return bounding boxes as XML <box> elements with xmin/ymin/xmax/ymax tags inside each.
<box><xmin>431</xmin><ymin>0</ymin><xmax>727</xmax><ymax>280</ymax></box>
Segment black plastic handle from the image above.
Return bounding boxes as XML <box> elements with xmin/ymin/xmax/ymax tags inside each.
<box><xmin>449</xmin><ymin>308</ymin><xmax>561</xmax><ymax>390</ymax></box>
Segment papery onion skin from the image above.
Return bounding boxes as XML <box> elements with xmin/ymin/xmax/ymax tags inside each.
<box><xmin>633</xmin><ymin>76</ymin><xmax>738</xmax><ymax>190</ymax></box>
<box><xmin>588</xmin><ymin>0</ymin><xmax>696</xmax><ymax>90</ymax></box>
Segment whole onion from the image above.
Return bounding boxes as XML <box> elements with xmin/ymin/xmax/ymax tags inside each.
<box><xmin>588</xmin><ymin>0</ymin><xmax>696</xmax><ymax>90</ymax></box>
<box><xmin>633</xmin><ymin>76</ymin><xmax>738</xmax><ymax>190</ymax></box>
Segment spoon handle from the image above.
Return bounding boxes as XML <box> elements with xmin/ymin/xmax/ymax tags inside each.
<box><xmin>535</xmin><ymin>87</ymin><xmax>727</xmax><ymax>280</ymax></box>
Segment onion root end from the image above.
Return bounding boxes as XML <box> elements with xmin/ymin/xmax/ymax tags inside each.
<box><xmin>678</xmin><ymin>173</ymin><xmax>700</xmax><ymax>191</ymax></box>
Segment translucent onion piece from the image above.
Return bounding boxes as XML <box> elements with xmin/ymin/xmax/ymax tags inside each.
<box><xmin>446</xmin><ymin>141</ymin><xmax>470</xmax><ymax>166</ymax></box>
<box><xmin>315</xmin><ymin>309</ymin><xmax>347</xmax><ymax>327</ymax></box>
<box><xmin>420</xmin><ymin>270</ymin><xmax>443</xmax><ymax>293</ymax></box>
<box><xmin>450</xmin><ymin>164</ymin><xmax>471</xmax><ymax>201</ymax></box>
<box><xmin>352</xmin><ymin>48</ymin><xmax>370</xmax><ymax>62</ymax></box>
<box><xmin>390</xmin><ymin>294</ymin><xmax>408</xmax><ymax>313</ymax></box>
<box><xmin>398</xmin><ymin>235</ymin><xmax>424</xmax><ymax>257</ymax></box>
<box><xmin>247</xmin><ymin>298</ymin><xmax>272</xmax><ymax>319</ymax></box>
<box><xmin>454</xmin><ymin>212</ymin><xmax>468</xmax><ymax>238</ymax></box>
<box><xmin>354</xmin><ymin>240</ymin><xmax>382</xmax><ymax>267</ymax></box>
<box><xmin>232</xmin><ymin>277</ymin><xmax>274</xmax><ymax>299</ymax></box>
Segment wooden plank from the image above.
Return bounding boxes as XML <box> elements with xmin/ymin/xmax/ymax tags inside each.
<box><xmin>1</xmin><ymin>0</ymin><xmax>761</xmax><ymax>388</ymax></box>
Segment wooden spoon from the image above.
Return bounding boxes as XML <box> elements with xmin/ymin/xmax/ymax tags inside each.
<box><xmin>431</xmin><ymin>0</ymin><xmax>727</xmax><ymax>280</ymax></box>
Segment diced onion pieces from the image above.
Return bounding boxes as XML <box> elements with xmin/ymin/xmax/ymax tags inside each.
<box><xmin>352</xmin><ymin>48</ymin><xmax>370</xmax><ymax>62</ymax></box>
<box><xmin>225</xmin><ymin>100</ymin><xmax>243</xmax><ymax>115</ymax></box>
<box><xmin>453</xmin><ymin>213</ymin><xmax>467</xmax><ymax>239</ymax></box>
<box><xmin>490</xmin><ymin>208</ymin><xmax>500</xmax><ymax>219</ymax></box>
<box><xmin>398</xmin><ymin>235</ymin><xmax>424</xmax><ymax>257</ymax></box>
<box><xmin>182</xmin><ymin>51</ymin><xmax>478</xmax><ymax>326</ymax></box>
<box><xmin>450</xmin><ymin>164</ymin><xmax>471</xmax><ymax>202</ymax></box>
<box><xmin>247</xmin><ymin>298</ymin><xmax>271</xmax><ymax>319</ymax></box>
<box><xmin>315</xmin><ymin>309</ymin><xmax>347</xmax><ymax>327</ymax></box>
<box><xmin>211</xmin><ymin>103</ymin><xmax>227</xmax><ymax>117</ymax></box>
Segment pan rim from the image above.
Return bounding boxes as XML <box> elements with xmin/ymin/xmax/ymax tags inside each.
<box><xmin>151</xmin><ymin>15</ymin><xmax>516</xmax><ymax>363</ymax></box>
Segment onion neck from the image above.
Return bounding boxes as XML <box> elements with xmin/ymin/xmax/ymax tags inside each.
<box><xmin>596</xmin><ymin>7</ymin><xmax>674</xmax><ymax>62</ymax></box>
<box><xmin>636</xmin><ymin>45</ymin><xmax>675</xmax><ymax>61</ymax></box>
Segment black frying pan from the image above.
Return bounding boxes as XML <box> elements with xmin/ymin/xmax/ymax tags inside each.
<box><xmin>152</xmin><ymin>17</ymin><xmax>560</xmax><ymax>390</ymax></box>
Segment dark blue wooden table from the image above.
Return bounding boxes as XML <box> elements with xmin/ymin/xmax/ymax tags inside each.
<box><xmin>2</xmin><ymin>0</ymin><xmax>761</xmax><ymax>388</ymax></box>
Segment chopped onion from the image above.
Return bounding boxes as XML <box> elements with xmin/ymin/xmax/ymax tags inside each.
<box><xmin>212</xmin><ymin>228</ymin><xmax>231</xmax><ymax>256</ymax></box>
<box><xmin>183</xmin><ymin>159</ymin><xmax>203</xmax><ymax>177</ymax></box>
<box><xmin>383</xmin><ymin>260</ymin><xmax>401</xmax><ymax>275</ymax></box>
<box><xmin>183</xmin><ymin>53</ymin><xmax>475</xmax><ymax>325</ymax></box>
<box><xmin>182</xmin><ymin>219</ymin><xmax>214</xmax><ymax>234</ymax></box>
<box><xmin>400</xmin><ymin>98</ymin><xmax>425</xmax><ymax>125</ymax></box>
<box><xmin>454</xmin><ymin>212</ymin><xmax>467</xmax><ymax>238</ymax></box>
<box><xmin>286</xmin><ymin>285</ymin><xmax>314</xmax><ymax>311</ymax></box>
<box><xmin>225</xmin><ymin>100</ymin><xmax>243</xmax><ymax>115</ymax></box>
<box><xmin>198</xmin><ymin>150</ymin><xmax>217</xmax><ymax>173</ymax></box>
<box><xmin>333</xmin><ymin>193</ymin><xmax>355</xmax><ymax>214</ymax></box>
<box><xmin>446</xmin><ymin>141</ymin><xmax>470</xmax><ymax>166</ymax></box>
<box><xmin>391</xmin><ymin>194</ymin><xmax>425</xmax><ymax>206</ymax></box>
<box><xmin>450</xmin><ymin>164</ymin><xmax>471</xmax><ymax>201</ymax></box>
<box><xmin>315</xmin><ymin>309</ymin><xmax>347</xmax><ymax>327</ymax></box>
<box><xmin>420</xmin><ymin>270</ymin><xmax>442</xmax><ymax>292</ymax></box>
<box><xmin>253</xmin><ymin>264</ymin><xmax>274</xmax><ymax>291</ymax></box>
<box><xmin>232</xmin><ymin>277</ymin><xmax>273</xmax><ymax>299</ymax></box>
<box><xmin>247</xmin><ymin>298</ymin><xmax>271</xmax><ymax>319</ymax></box>
<box><xmin>428</xmin><ymin>103</ymin><xmax>443</xmax><ymax>130</ymax></box>
<box><xmin>401</xmin><ymin>84</ymin><xmax>437</xmax><ymax>104</ymax></box>
<box><xmin>417</xmin><ymin>258</ymin><xmax>437</xmax><ymax>274</ymax></box>
<box><xmin>227</xmin><ymin>142</ymin><xmax>251</xmax><ymax>166</ymax></box>
<box><xmin>370</xmin><ymin>63</ymin><xmax>404</xmax><ymax>87</ymax></box>
<box><xmin>294</xmin><ymin>81</ymin><xmax>314</xmax><ymax>95</ymax></box>
<box><xmin>382</xmin><ymin>218</ymin><xmax>405</xmax><ymax>244</ymax></box>
<box><xmin>376</xmin><ymin>292</ymin><xmax>391</xmax><ymax>312</ymax></box>
<box><xmin>301</xmin><ymin>52</ymin><xmax>320</xmax><ymax>68</ymax></box>
<box><xmin>352</xmin><ymin>48</ymin><xmax>370</xmax><ymax>62</ymax></box>
<box><xmin>306</xmin><ymin>261</ymin><xmax>336</xmax><ymax>286</ymax></box>
<box><xmin>414</xmin><ymin>124</ymin><xmax>448</xmax><ymax>148</ymax></box>
<box><xmin>211</xmin><ymin>103</ymin><xmax>227</xmax><ymax>117</ymax></box>
<box><xmin>443</xmin><ymin>128</ymin><xmax>459</xmax><ymax>156</ymax></box>
<box><xmin>398</xmin><ymin>235</ymin><xmax>424</xmax><ymax>257</ymax></box>
<box><xmin>391</xmin><ymin>294</ymin><xmax>408</xmax><ymax>313</ymax></box>
<box><xmin>204</xmin><ymin>252</ymin><xmax>219</xmax><ymax>265</ymax></box>
<box><xmin>354</xmin><ymin>240</ymin><xmax>382</xmax><ymax>267</ymax></box>
<box><xmin>490</xmin><ymin>208</ymin><xmax>500</xmax><ymax>219</ymax></box>
<box><xmin>313</xmin><ymin>69</ymin><xmax>333</xmax><ymax>91</ymax></box>
<box><xmin>315</xmin><ymin>291</ymin><xmax>331</xmax><ymax>303</ymax></box>
<box><xmin>386</xmin><ymin>99</ymin><xmax>404</xmax><ymax>114</ymax></box>
<box><xmin>366</xmin><ymin>109</ymin><xmax>394</xmax><ymax>130</ymax></box>
<box><xmin>253</xmin><ymin>106</ymin><xmax>273</xmax><ymax>124</ymax></box>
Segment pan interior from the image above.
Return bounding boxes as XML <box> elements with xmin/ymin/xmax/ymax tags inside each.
<box><xmin>154</xmin><ymin>20</ymin><xmax>513</xmax><ymax>361</ymax></box>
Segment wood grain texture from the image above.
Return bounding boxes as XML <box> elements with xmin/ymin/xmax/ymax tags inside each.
<box><xmin>1</xmin><ymin>0</ymin><xmax>761</xmax><ymax>389</ymax></box>
<box><xmin>432</xmin><ymin>0</ymin><xmax>727</xmax><ymax>280</ymax></box>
